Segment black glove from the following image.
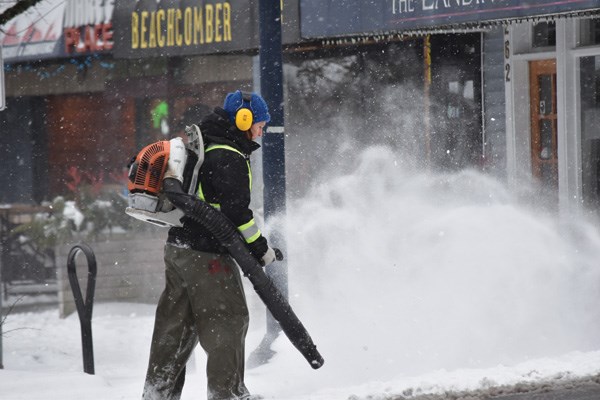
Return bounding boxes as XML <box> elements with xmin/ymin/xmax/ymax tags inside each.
<box><xmin>248</xmin><ymin>236</ymin><xmax>268</xmax><ymax>258</ymax></box>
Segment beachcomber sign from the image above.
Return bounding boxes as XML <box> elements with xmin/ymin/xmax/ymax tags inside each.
<box><xmin>300</xmin><ymin>0</ymin><xmax>600</xmax><ymax>38</ymax></box>
<box><xmin>113</xmin><ymin>0</ymin><xmax>251</xmax><ymax>57</ymax></box>
<box><xmin>112</xmin><ymin>0</ymin><xmax>300</xmax><ymax>58</ymax></box>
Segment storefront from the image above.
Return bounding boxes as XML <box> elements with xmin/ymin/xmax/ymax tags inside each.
<box><xmin>504</xmin><ymin>16</ymin><xmax>600</xmax><ymax>217</ymax></box>
<box><xmin>287</xmin><ymin>1</ymin><xmax>499</xmax><ymax>196</ymax></box>
<box><xmin>1</xmin><ymin>0</ymin><xmax>302</xmax><ymax>203</ymax></box>
<box><xmin>111</xmin><ymin>0</ymin><xmax>302</xmax><ymax>141</ymax></box>
<box><xmin>299</xmin><ymin>0</ymin><xmax>600</xmax><ymax>216</ymax></box>
<box><xmin>3</xmin><ymin>0</ymin><xmax>600</xmax><ymax>216</ymax></box>
<box><xmin>0</xmin><ymin>0</ymin><xmax>127</xmax><ymax>202</ymax></box>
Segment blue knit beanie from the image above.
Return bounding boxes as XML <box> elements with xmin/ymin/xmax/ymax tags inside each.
<box><xmin>223</xmin><ymin>90</ymin><xmax>271</xmax><ymax>126</ymax></box>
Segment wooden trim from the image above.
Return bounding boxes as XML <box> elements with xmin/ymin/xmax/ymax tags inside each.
<box><xmin>529</xmin><ymin>59</ymin><xmax>558</xmax><ymax>184</ymax></box>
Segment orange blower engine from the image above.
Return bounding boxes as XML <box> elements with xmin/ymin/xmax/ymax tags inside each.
<box><xmin>128</xmin><ymin>140</ymin><xmax>171</xmax><ymax>196</ymax></box>
<box><xmin>125</xmin><ymin>125</ymin><xmax>204</xmax><ymax>227</ymax></box>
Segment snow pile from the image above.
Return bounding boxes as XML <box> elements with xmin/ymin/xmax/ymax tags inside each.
<box><xmin>274</xmin><ymin>145</ymin><xmax>600</xmax><ymax>394</ymax></box>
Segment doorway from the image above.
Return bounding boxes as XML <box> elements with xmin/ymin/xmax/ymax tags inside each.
<box><xmin>429</xmin><ymin>33</ymin><xmax>483</xmax><ymax>170</ymax></box>
<box><xmin>529</xmin><ymin>59</ymin><xmax>558</xmax><ymax>189</ymax></box>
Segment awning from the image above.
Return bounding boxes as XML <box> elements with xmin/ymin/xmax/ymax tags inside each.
<box><xmin>300</xmin><ymin>0</ymin><xmax>600</xmax><ymax>40</ymax></box>
<box><xmin>0</xmin><ymin>0</ymin><xmax>116</xmax><ymax>63</ymax></box>
<box><xmin>0</xmin><ymin>0</ymin><xmax>65</xmax><ymax>62</ymax></box>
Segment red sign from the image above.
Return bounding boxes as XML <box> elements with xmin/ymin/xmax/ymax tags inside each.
<box><xmin>64</xmin><ymin>22</ymin><xmax>114</xmax><ymax>54</ymax></box>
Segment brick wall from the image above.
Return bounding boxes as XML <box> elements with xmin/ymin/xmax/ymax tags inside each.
<box><xmin>45</xmin><ymin>93</ymin><xmax>136</xmax><ymax>198</ymax></box>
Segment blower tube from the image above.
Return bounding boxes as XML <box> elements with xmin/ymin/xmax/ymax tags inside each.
<box><xmin>163</xmin><ymin>179</ymin><xmax>324</xmax><ymax>369</ymax></box>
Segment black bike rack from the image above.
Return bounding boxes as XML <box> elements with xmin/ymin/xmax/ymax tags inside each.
<box><xmin>67</xmin><ymin>243</ymin><xmax>97</xmax><ymax>375</ymax></box>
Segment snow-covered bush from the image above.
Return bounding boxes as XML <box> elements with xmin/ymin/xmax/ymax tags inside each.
<box><xmin>11</xmin><ymin>197</ymin><xmax>77</xmax><ymax>249</ymax></box>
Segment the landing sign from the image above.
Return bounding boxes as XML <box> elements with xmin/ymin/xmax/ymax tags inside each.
<box><xmin>300</xmin><ymin>0</ymin><xmax>600</xmax><ymax>38</ymax></box>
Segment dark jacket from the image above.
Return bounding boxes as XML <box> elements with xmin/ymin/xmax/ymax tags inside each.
<box><xmin>166</xmin><ymin>107</ymin><xmax>269</xmax><ymax>258</ymax></box>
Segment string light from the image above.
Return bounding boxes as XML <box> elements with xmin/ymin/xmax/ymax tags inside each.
<box><xmin>4</xmin><ymin>53</ymin><xmax>115</xmax><ymax>80</ymax></box>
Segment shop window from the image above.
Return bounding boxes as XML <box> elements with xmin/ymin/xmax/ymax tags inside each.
<box><xmin>532</xmin><ymin>21</ymin><xmax>556</xmax><ymax>48</ymax></box>
<box><xmin>463</xmin><ymin>80</ymin><xmax>474</xmax><ymax>100</ymax></box>
<box><xmin>580</xmin><ymin>56</ymin><xmax>600</xmax><ymax>209</ymax></box>
<box><xmin>283</xmin><ymin>40</ymin><xmax>425</xmax><ymax>197</ymax></box>
<box><xmin>579</xmin><ymin>18</ymin><xmax>600</xmax><ymax>46</ymax></box>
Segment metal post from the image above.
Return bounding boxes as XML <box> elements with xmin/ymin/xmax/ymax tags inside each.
<box><xmin>0</xmin><ymin>44</ymin><xmax>5</xmax><ymax>366</ymax></box>
<box><xmin>1</xmin><ymin>44</ymin><xmax>6</xmax><ymax>111</ymax></box>
<box><xmin>0</xmin><ymin>209</ymin><xmax>6</xmax><ymax>369</ymax></box>
<box><xmin>247</xmin><ymin>0</ymin><xmax>287</xmax><ymax>368</ymax></box>
<box><xmin>0</xmin><ymin>292</ymin><xmax>3</xmax><ymax>370</ymax></box>
<box><xmin>424</xmin><ymin>35</ymin><xmax>432</xmax><ymax>164</ymax></box>
<box><xmin>0</xmin><ymin>237</ymin><xmax>3</xmax><ymax>370</ymax></box>
<box><xmin>67</xmin><ymin>243</ymin><xmax>97</xmax><ymax>375</ymax></box>
<box><xmin>259</xmin><ymin>0</ymin><xmax>287</xmax><ymax>314</ymax></box>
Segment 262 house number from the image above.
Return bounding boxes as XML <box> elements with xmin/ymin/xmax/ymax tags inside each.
<box><xmin>504</xmin><ymin>27</ymin><xmax>511</xmax><ymax>82</ymax></box>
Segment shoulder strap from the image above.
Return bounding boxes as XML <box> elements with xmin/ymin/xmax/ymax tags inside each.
<box><xmin>198</xmin><ymin>144</ymin><xmax>253</xmax><ymax>207</ymax></box>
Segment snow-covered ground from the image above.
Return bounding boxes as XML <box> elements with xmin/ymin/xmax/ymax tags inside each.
<box><xmin>3</xmin><ymin>146</ymin><xmax>600</xmax><ymax>399</ymax></box>
<box><xmin>2</xmin><ymin>302</ymin><xmax>600</xmax><ymax>400</ymax></box>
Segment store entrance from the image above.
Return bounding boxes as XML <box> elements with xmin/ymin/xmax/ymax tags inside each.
<box><xmin>529</xmin><ymin>59</ymin><xmax>558</xmax><ymax>190</ymax></box>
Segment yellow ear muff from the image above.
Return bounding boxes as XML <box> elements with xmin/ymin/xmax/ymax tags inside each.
<box><xmin>235</xmin><ymin>108</ymin><xmax>253</xmax><ymax>131</ymax></box>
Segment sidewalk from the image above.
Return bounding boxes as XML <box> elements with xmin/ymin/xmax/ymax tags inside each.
<box><xmin>493</xmin><ymin>383</ymin><xmax>600</xmax><ymax>399</ymax></box>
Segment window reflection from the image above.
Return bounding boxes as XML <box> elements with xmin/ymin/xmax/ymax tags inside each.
<box><xmin>539</xmin><ymin>75</ymin><xmax>553</xmax><ymax>115</ymax></box>
<box><xmin>532</xmin><ymin>21</ymin><xmax>556</xmax><ymax>48</ymax></box>
<box><xmin>579</xmin><ymin>18</ymin><xmax>600</xmax><ymax>46</ymax></box>
<box><xmin>580</xmin><ymin>56</ymin><xmax>600</xmax><ymax>209</ymax></box>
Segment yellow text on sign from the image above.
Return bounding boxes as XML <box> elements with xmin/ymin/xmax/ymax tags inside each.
<box><xmin>131</xmin><ymin>3</ymin><xmax>232</xmax><ymax>49</ymax></box>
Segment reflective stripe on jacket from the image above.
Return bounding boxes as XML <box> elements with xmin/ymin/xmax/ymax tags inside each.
<box><xmin>197</xmin><ymin>144</ymin><xmax>261</xmax><ymax>244</ymax></box>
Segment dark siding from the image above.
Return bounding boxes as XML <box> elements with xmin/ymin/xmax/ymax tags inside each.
<box><xmin>31</xmin><ymin>97</ymin><xmax>49</xmax><ymax>203</ymax></box>
<box><xmin>0</xmin><ymin>97</ymin><xmax>37</xmax><ymax>204</ymax></box>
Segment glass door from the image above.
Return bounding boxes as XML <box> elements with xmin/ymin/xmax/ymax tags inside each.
<box><xmin>580</xmin><ymin>55</ymin><xmax>600</xmax><ymax>210</ymax></box>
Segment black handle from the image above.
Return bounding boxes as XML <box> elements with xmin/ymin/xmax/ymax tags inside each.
<box><xmin>274</xmin><ymin>248</ymin><xmax>284</xmax><ymax>261</ymax></box>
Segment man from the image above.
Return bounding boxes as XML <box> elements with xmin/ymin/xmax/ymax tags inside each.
<box><xmin>143</xmin><ymin>90</ymin><xmax>277</xmax><ymax>400</ymax></box>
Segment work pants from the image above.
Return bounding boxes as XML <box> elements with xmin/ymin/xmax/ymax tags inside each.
<box><xmin>143</xmin><ymin>244</ymin><xmax>250</xmax><ymax>400</ymax></box>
